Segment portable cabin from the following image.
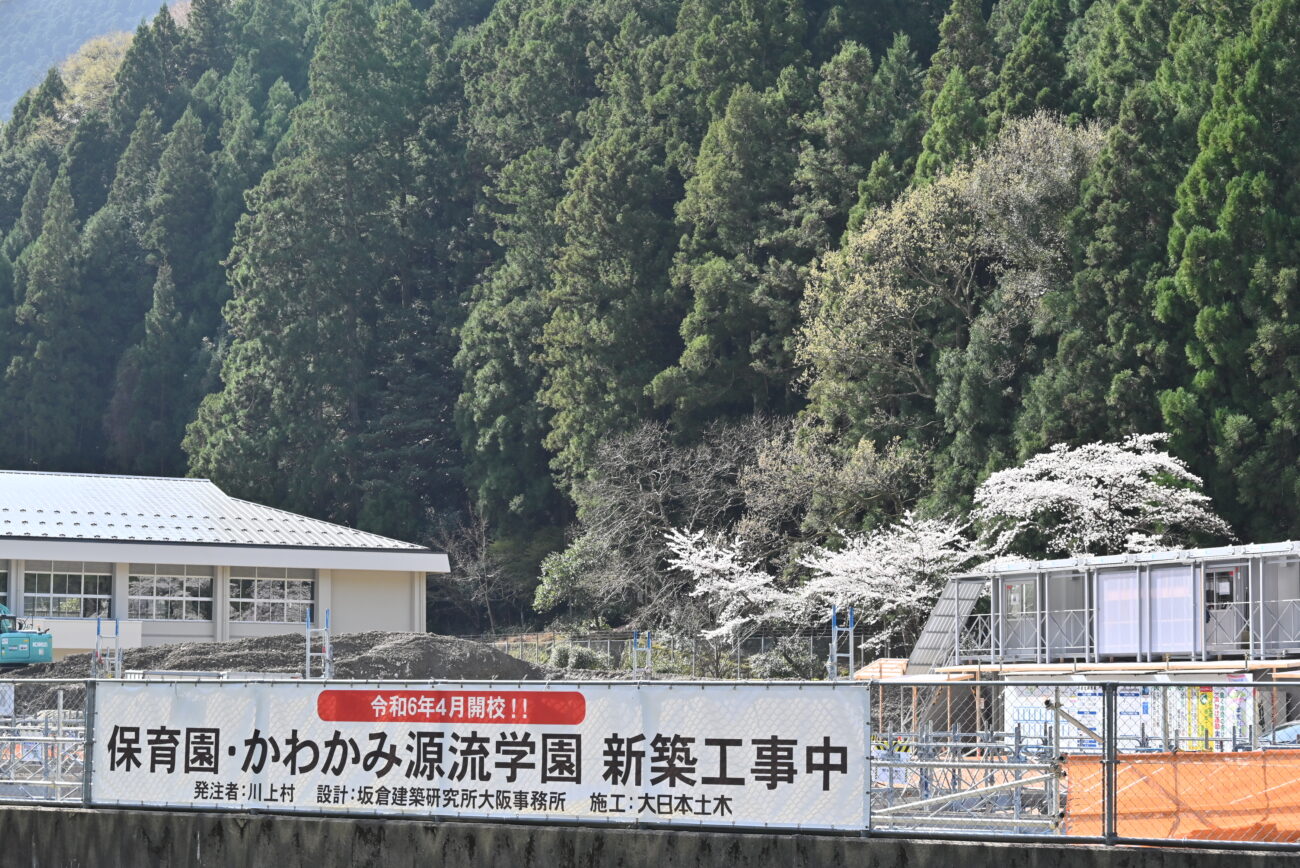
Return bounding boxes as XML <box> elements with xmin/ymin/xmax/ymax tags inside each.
<box><xmin>909</xmin><ymin>541</ymin><xmax>1300</xmax><ymax>671</ymax></box>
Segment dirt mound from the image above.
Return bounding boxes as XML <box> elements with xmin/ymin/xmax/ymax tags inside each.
<box><xmin>11</xmin><ymin>631</ymin><xmax>547</xmax><ymax>682</ymax></box>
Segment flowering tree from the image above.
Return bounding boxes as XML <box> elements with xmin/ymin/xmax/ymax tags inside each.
<box><xmin>972</xmin><ymin>433</ymin><xmax>1232</xmax><ymax>557</ymax></box>
<box><xmin>796</xmin><ymin>514</ymin><xmax>986</xmax><ymax>655</ymax></box>
<box><xmin>668</xmin><ymin>514</ymin><xmax>985</xmax><ymax>658</ymax></box>
<box><xmin>663</xmin><ymin>529</ymin><xmax>788</xmax><ymax>643</ymax></box>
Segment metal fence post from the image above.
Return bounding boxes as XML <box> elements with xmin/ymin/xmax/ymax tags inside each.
<box><xmin>82</xmin><ymin>679</ymin><xmax>97</xmax><ymax>806</ymax></box>
<box><xmin>1103</xmin><ymin>682</ymin><xmax>1117</xmax><ymax>845</ymax></box>
<box><xmin>863</xmin><ymin>682</ymin><xmax>873</xmax><ymax>836</ymax></box>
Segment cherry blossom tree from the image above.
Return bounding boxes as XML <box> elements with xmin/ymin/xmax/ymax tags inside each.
<box><xmin>663</xmin><ymin>529</ymin><xmax>788</xmax><ymax>643</ymax></box>
<box><xmin>972</xmin><ymin>433</ymin><xmax>1232</xmax><ymax>557</ymax></box>
<box><xmin>796</xmin><ymin>514</ymin><xmax>986</xmax><ymax>655</ymax></box>
<box><xmin>667</xmin><ymin>514</ymin><xmax>985</xmax><ymax>657</ymax></box>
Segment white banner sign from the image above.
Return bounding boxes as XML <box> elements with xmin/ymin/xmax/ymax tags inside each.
<box><xmin>90</xmin><ymin>681</ymin><xmax>865</xmax><ymax>830</ymax></box>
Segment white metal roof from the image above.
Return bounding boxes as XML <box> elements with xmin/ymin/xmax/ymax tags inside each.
<box><xmin>961</xmin><ymin>540</ymin><xmax>1300</xmax><ymax>578</ymax></box>
<box><xmin>0</xmin><ymin>470</ymin><xmax>439</xmax><ymax>563</ymax></box>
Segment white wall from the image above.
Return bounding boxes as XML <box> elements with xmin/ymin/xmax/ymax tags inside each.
<box><xmin>5</xmin><ymin>557</ymin><xmax>426</xmax><ymax>659</ymax></box>
<box><xmin>142</xmin><ymin>620</ymin><xmax>219</xmax><ymax>646</ymax></box>
<box><xmin>330</xmin><ymin>570</ymin><xmax>423</xmax><ymax>634</ymax></box>
<box><xmin>30</xmin><ymin>618</ymin><xmax>143</xmax><ymax>660</ymax></box>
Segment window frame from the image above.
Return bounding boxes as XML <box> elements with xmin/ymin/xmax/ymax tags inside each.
<box><xmin>228</xmin><ymin>567</ymin><xmax>315</xmax><ymax>624</ymax></box>
<box><xmin>127</xmin><ymin>564</ymin><xmax>215</xmax><ymax>622</ymax></box>
<box><xmin>23</xmin><ymin>561</ymin><xmax>112</xmax><ymax>619</ymax></box>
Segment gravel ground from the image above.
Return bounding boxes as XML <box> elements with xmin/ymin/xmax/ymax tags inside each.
<box><xmin>0</xmin><ymin>633</ymin><xmax>693</xmax><ymax>713</ymax></box>
<box><xmin>9</xmin><ymin>630</ymin><xmax>547</xmax><ymax>683</ymax></box>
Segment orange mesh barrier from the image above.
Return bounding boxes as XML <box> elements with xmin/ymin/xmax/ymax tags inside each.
<box><xmin>1063</xmin><ymin>751</ymin><xmax>1300</xmax><ymax>842</ymax></box>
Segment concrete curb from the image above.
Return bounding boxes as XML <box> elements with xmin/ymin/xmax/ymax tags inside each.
<box><xmin>0</xmin><ymin>806</ymin><xmax>1295</xmax><ymax>867</ymax></box>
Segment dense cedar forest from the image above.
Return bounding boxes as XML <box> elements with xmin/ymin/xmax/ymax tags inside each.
<box><xmin>0</xmin><ymin>0</ymin><xmax>178</xmax><ymax>116</ymax></box>
<box><xmin>0</xmin><ymin>0</ymin><xmax>1297</xmax><ymax>634</ymax></box>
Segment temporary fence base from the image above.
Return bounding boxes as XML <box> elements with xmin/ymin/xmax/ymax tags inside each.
<box><xmin>0</xmin><ymin>805</ymin><xmax>1296</xmax><ymax>868</ymax></box>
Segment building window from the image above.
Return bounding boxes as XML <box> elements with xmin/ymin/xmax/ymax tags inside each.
<box><xmin>229</xmin><ymin>568</ymin><xmax>314</xmax><ymax>623</ymax></box>
<box><xmin>128</xmin><ymin>564</ymin><xmax>214</xmax><ymax>621</ymax></box>
<box><xmin>0</xmin><ymin>571</ymin><xmax>8</xmax><ymax>609</ymax></box>
<box><xmin>24</xmin><ymin>561</ymin><xmax>112</xmax><ymax>618</ymax></box>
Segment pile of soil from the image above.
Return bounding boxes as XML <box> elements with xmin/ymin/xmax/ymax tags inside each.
<box><xmin>11</xmin><ymin>631</ymin><xmax>547</xmax><ymax>682</ymax></box>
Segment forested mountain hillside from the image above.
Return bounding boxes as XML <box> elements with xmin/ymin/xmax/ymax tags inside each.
<box><xmin>1</xmin><ymin>0</ymin><xmax>1297</xmax><ymax>634</ymax></box>
<box><xmin>0</xmin><ymin>0</ymin><xmax>178</xmax><ymax>116</ymax></box>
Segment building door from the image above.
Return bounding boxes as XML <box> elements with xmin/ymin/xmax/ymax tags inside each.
<box><xmin>1002</xmin><ymin>578</ymin><xmax>1038</xmax><ymax>660</ymax></box>
<box><xmin>1205</xmin><ymin>566</ymin><xmax>1248</xmax><ymax>654</ymax></box>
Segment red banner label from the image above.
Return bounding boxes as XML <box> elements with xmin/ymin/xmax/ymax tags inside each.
<box><xmin>316</xmin><ymin>690</ymin><xmax>586</xmax><ymax>725</ymax></box>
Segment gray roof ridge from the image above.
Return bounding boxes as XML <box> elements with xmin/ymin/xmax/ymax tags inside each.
<box><xmin>0</xmin><ymin>469</ymin><xmax>213</xmax><ymax>484</ymax></box>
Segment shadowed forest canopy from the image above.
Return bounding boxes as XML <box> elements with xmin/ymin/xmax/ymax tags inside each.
<box><xmin>0</xmin><ymin>0</ymin><xmax>1293</xmax><ymax>633</ymax></box>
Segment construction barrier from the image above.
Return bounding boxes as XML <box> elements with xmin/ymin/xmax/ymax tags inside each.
<box><xmin>0</xmin><ymin>677</ymin><xmax>1298</xmax><ymax>851</ymax></box>
<box><xmin>1064</xmin><ymin>751</ymin><xmax>1300</xmax><ymax>841</ymax></box>
<box><xmin>89</xmin><ymin>680</ymin><xmax>868</xmax><ymax>831</ymax></box>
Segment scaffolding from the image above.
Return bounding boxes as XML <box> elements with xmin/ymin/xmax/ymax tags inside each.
<box><xmin>90</xmin><ymin>617</ymin><xmax>122</xmax><ymax>679</ymax></box>
<box><xmin>826</xmin><ymin>605</ymin><xmax>856</xmax><ymax>680</ymax></box>
<box><xmin>305</xmin><ymin>608</ymin><xmax>333</xmax><ymax>679</ymax></box>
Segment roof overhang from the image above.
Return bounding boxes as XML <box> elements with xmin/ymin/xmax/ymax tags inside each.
<box><xmin>0</xmin><ymin>537</ymin><xmax>449</xmax><ymax>573</ymax></box>
<box><xmin>954</xmin><ymin>540</ymin><xmax>1300</xmax><ymax>580</ymax></box>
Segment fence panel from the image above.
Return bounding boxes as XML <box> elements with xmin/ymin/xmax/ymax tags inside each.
<box><xmin>479</xmin><ymin>632</ymin><xmax>836</xmax><ymax>679</ymax></box>
<box><xmin>0</xmin><ymin>679</ymin><xmax>87</xmax><ymax>804</ymax></box>
<box><xmin>865</xmin><ymin>681</ymin><xmax>1090</xmax><ymax>837</ymax></box>
<box><xmin>1108</xmin><ymin>682</ymin><xmax>1300</xmax><ymax>846</ymax></box>
<box><xmin>0</xmin><ymin>674</ymin><xmax>1287</xmax><ymax>852</ymax></box>
<box><xmin>88</xmin><ymin>679</ymin><xmax>867</xmax><ymax>831</ymax></box>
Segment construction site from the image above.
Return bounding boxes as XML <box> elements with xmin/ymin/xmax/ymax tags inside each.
<box><xmin>0</xmin><ymin>543</ymin><xmax>1293</xmax><ymax>865</ymax></box>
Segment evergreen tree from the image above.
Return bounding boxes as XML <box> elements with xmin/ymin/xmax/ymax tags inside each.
<box><xmin>146</xmin><ymin>106</ymin><xmax>220</xmax><ymax>335</ymax></box>
<box><xmin>458</xmin><ymin>0</ymin><xmax>607</xmax><ymax>170</ymax></box>
<box><xmin>794</xmin><ymin>43</ymin><xmax>884</xmax><ymax>241</ymax></box>
<box><xmin>651</xmin><ymin>79</ymin><xmax>806</xmax><ymax>430</ymax></box>
<box><xmin>922</xmin><ymin>0</ymin><xmax>995</xmax><ymax>106</ymax></box>
<box><xmin>109</xmin><ymin>9</ymin><xmax>186</xmax><ymax>135</ymax></box>
<box><xmin>455</xmin><ymin>147</ymin><xmax>570</xmax><ymax>529</ymax></box>
<box><xmin>868</xmin><ymin>32</ymin><xmax>927</xmax><ymax>167</ymax></box>
<box><xmin>1016</xmin><ymin>83</ymin><xmax>1180</xmax><ymax>453</ymax></box>
<box><xmin>1160</xmin><ymin>0</ymin><xmax>1300</xmax><ymax>539</ymax></box>
<box><xmin>1016</xmin><ymin>0</ymin><xmax>1251</xmax><ymax>466</ymax></box>
<box><xmin>61</xmin><ymin>113</ymin><xmax>119</xmax><ymax>223</ymax></box>
<box><xmin>651</xmin><ymin>0</ymin><xmax>811</xmax><ymax>175</ymax></box>
<box><xmin>185</xmin><ymin>0</ymin><xmax>236</xmax><ymax>79</ymax></box>
<box><xmin>541</xmin><ymin>121</ymin><xmax>681</xmax><ymax>485</ymax></box>
<box><xmin>988</xmin><ymin>0</ymin><xmax>1032</xmax><ymax>55</ymax></box>
<box><xmin>3</xmin><ymin>169</ymin><xmax>96</xmax><ymax>468</ymax></box>
<box><xmin>87</xmin><ymin>111</ymin><xmax>171</xmax><ymax>471</ymax></box>
<box><xmin>1</xmin><ymin>162</ymin><xmax>52</xmax><ymax>262</ymax></box>
<box><xmin>914</xmin><ymin>67</ymin><xmax>985</xmax><ymax>180</ymax></box>
<box><xmin>847</xmin><ymin>151</ymin><xmax>907</xmax><ymax>230</ymax></box>
<box><xmin>106</xmin><ymin>105</ymin><xmax>219</xmax><ymax>477</ymax></box>
<box><xmin>186</xmin><ymin>0</ymin><xmax>454</xmax><ymax>534</ymax></box>
<box><xmin>1</xmin><ymin>69</ymin><xmax>67</xmax><ymax>149</ymax></box>
<box><xmin>988</xmin><ymin>0</ymin><xmax>1072</xmax><ymax>126</ymax></box>
<box><xmin>105</xmin><ymin>264</ymin><xmax>190</xmax><ymax>474</ymax></box>
<box><xmin>1069</xmin><ymin>0</ymin><xmax>1177</xmax><ymax>120</ymax></box>
<box><xmin>0</xmin><ymin>254</ymin><xmax>15</xmax><ymax>384</ymax></box>
<box><xmin>239</xmin><ymin>0</ymin><xmax>314</xmax><ymax>93</ymax></box>
<box><xmin>452</xmin><ymin>0</ymin><xmax>625</xmax><ymax>531</ymax></box>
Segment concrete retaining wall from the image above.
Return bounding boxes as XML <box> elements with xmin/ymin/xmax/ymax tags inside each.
<box><xmin>0</xmin><ymin>807</ymin><xmax>1293</xmax><ymax>868</ymax></box>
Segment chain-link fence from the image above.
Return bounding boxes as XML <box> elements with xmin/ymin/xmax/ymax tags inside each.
<box><xmin>480</xmin><ymin>631</ymin><xmax>839</xmax><ymax>678</ymax></box>
<box><xmin>0</xmin><ymin>679</ymin><xmax>86</xmax><ymax>804</ymax></box>
<box><xmin>3</xmin><ymin>675</ymin><xmax>1300</xmax><ymax>851</ymax></box>
<box><xmin>865</xmin><ymin>679</ymin><xmax>1300</xmax><ymax>847</ymax></box>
